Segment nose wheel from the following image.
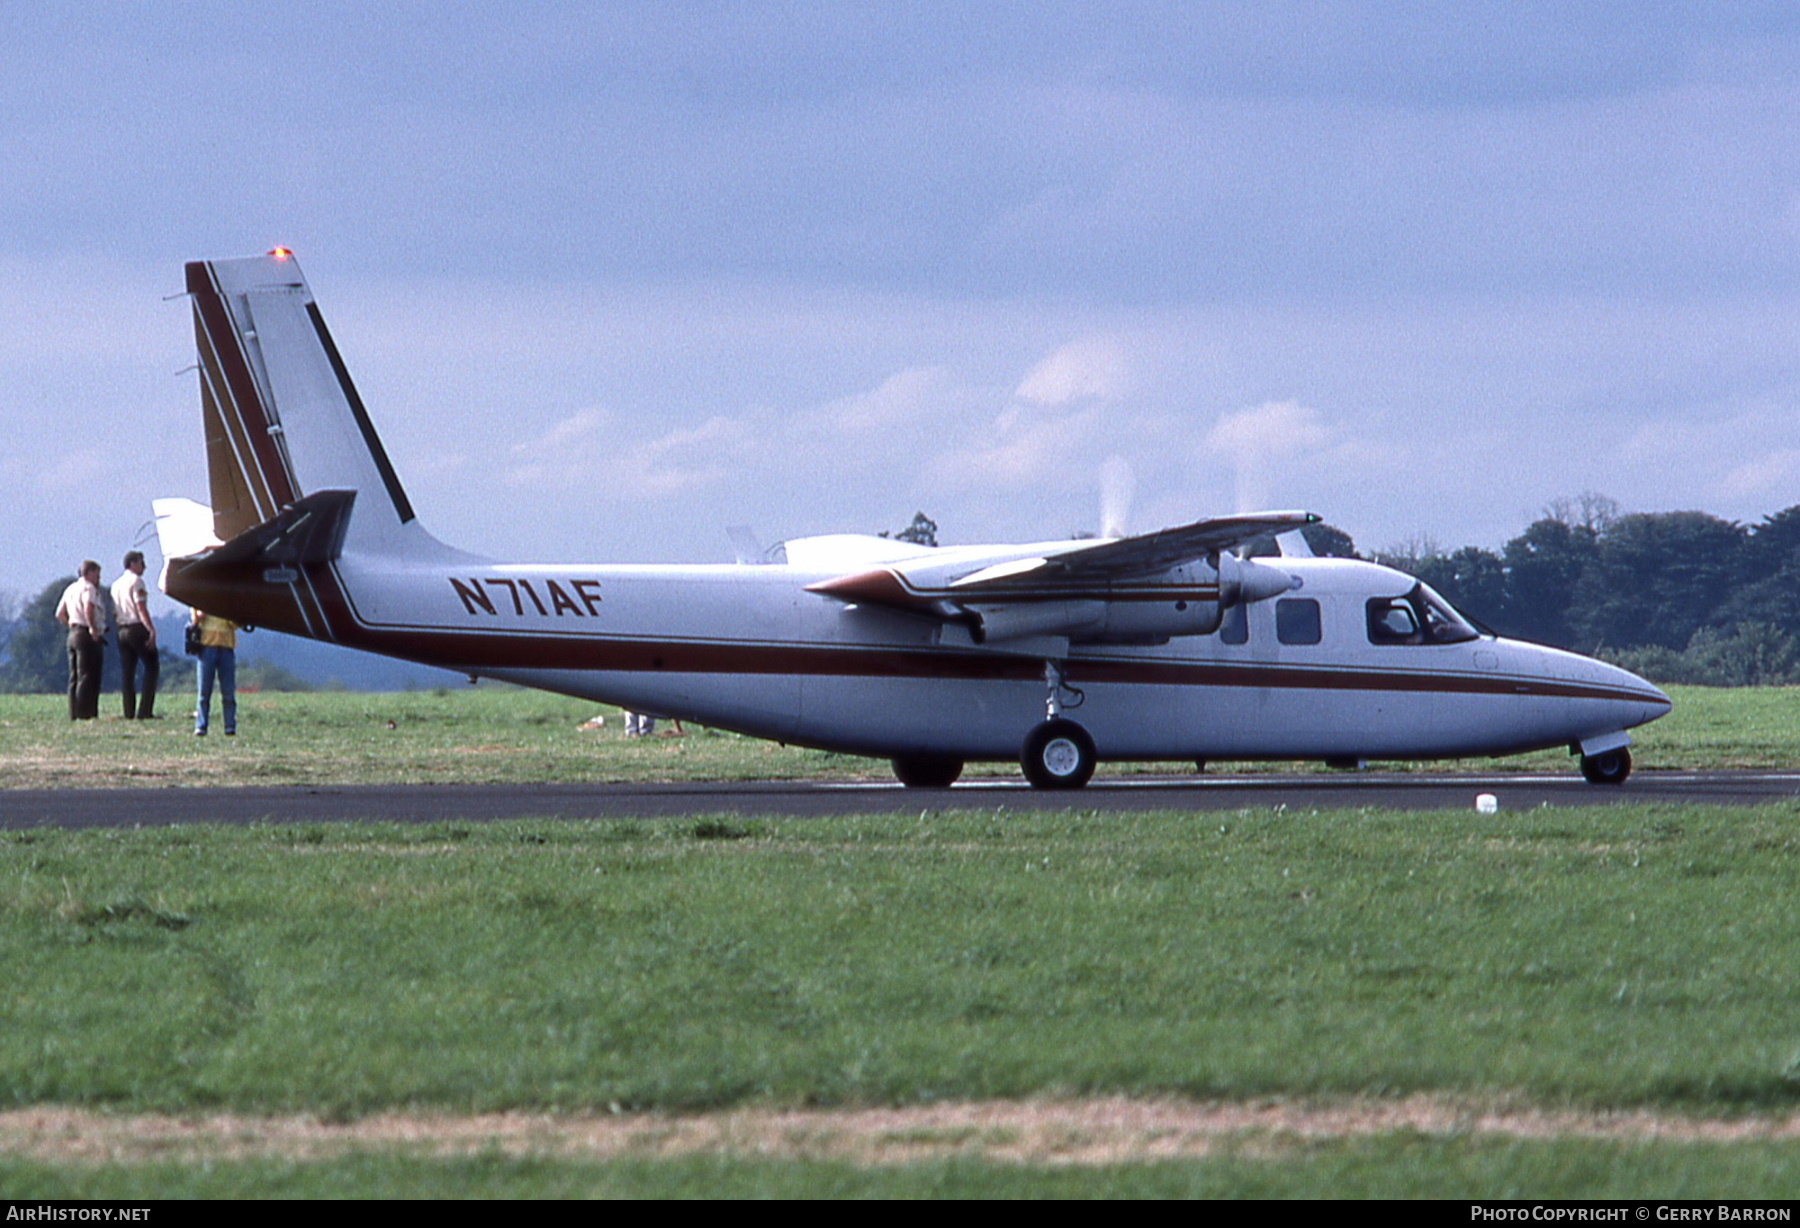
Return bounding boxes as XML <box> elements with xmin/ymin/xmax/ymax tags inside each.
<box><xmin>1022</xmin><ymin>718</ymin><xmax>1097</xmax><ymax>790</ymax></box>
<box><xmin>1580</xmin><ymin>747</ymin><xmax>1632</xmax><ymax>785</ymax></box>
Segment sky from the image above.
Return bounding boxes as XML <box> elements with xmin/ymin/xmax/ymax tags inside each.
<box><xmin>4</xmin><ymin>2</ymin><xmax>1800</xmax><ymax>611</ymax></box>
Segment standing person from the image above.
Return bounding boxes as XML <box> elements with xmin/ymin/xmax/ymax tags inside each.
<box><xmin>191</xmin><ymin>608</ymin><xmax>240</xmax><ymax>737</ymax></box>
<box><xmin>111</xmin><ymin>551</ymin><xmax>159</xmax><ymax>719</ymax></box>
<box><xmin>54</xmin><ymin>561</ymin><xmax>107</xmax><ymax>720</ymax></box>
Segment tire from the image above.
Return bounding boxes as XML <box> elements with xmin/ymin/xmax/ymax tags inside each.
<box><xmin>892</xmin><ymin>754</ymin><xmax>964</xmax><ymax>789</ymax></box>
<box><xmin>1580</xmin><ymin>747</ymin><xmax>1632</xmax><ymax>785</ymax></box>
<box><xmin>1021</xmin><ymin>719</ymin><xmax>1097</xmax><ymax>790</ymax></box>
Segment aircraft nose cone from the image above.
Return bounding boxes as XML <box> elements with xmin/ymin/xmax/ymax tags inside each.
<box><xmin>1514</xmin><ymin>640</ymin><xmax>1673</xmax><ymax>738</ymax></box>
<box><xmin>1595</xmin><ymin>657</ymin><xmax>1672</xmax><ymax>724</ymax></box>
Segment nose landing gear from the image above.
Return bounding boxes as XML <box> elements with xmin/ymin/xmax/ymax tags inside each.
<box><xmin>1580</xmin><ymin>747</ymin><xmax>1632</xmax><ymax>785</ymax></box>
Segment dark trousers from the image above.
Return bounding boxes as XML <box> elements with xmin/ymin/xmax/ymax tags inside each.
<box><xmin>118</xmin><ymin>624</ymin><xmax>159</xmax><ymax>719</ymax></box>
<box><xmin>66</xmin><ymin>628</ymin><xmax>103</xmax><ymax>720</ymax></box>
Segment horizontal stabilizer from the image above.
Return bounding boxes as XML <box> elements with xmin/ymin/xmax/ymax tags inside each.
<box><xmin>151</xmin><ymin>497</ymin><xmax>226</xmax><ymax>561</ymax></box>
<box><xmin>184</xmin><ymin>489</ymin><xmax>356</xmax><ymax>573</ymax></box>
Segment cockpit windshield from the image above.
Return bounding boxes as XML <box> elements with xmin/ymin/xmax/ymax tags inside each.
<box><xmin>1366</xmin><ymin>583</ymin><xmax>1481</xmax><ymax>646</ymax></box>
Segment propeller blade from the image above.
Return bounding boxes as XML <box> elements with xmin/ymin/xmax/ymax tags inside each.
<box><xmin>1099</xmin><ymin>456</ymin><xmax>1135</xmax><ymax>540</ymax></box>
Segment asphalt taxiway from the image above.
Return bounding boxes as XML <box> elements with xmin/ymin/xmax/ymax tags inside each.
<box><xmin>3</xmin><ymin>771</ymin><xmax>1798</xmax><ymax>830</ymax></box>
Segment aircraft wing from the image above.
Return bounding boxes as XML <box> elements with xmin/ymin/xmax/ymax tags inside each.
<box><xmin>946</xmin><ymin>510</ymin><xmax>1319</xmax><ymax>592</ymax></box>
<box><xmin>806</xmin><ymin>510</ymin><xmax>1317</xmax><ymax>615</ymax></box>
<box><xmin>1051</xmin><ymin>510</ymin><xmax>1319</xmax><ymax>576</ymax></box>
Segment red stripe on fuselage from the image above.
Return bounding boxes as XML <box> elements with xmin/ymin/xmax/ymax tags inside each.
<box><xmin>298</xmin><ymin>610</ymin><xmax>1662</xmax><ymax>704</ymax></box>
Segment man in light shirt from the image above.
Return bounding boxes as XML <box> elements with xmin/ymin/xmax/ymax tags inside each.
<box><xmin>111</xmin><ymin>550</ymin><xmax>159</xmax><ymax>720</ymax></box>
<box><xmin>54</xmin><ymin>560</ymin><xmax>107</xmax><ymax>721</ymax></box>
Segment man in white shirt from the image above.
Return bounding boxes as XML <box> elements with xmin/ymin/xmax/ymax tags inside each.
<box><xmin>111</xmin><ymin>550</ymin><xmax>159</xmax><ymax>720</ymax></box>
<box><xmin>54</xmin><ymin>560</ymin><xmax>107</xmax><ymax>720</ymax></box>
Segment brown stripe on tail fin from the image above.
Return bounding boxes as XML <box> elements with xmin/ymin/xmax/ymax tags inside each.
<box><xmin>187</xmin><ymin>259</ymin><xmax>302</xmax><ymax>542</ymax></box>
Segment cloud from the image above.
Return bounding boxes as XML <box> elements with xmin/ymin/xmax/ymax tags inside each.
<box><xmin>930</xmin><ymin>404</ymin><xmax>1106</xmax><ymax>492</ymax></box>
<box><xmin>1205</xmin><ymin>401</ymin><xmax>1338</xmax><ymax>512</ymax></box>
<box><xmin>1206</xmin><ymin>400</ymin><xmax>1333</xmax><ymax>457</ymax></box>
<box><xmin>504</xmin><ymin>408</ymin><xmax>746</xmax><ymax>498</ymax></box>
<box><xmin>503</xmin><ymin>409</ymin><xmax>608</xmax><ymax>489</ymax></box>
<box><xmin>494</xmin><ymin>338</ymin><xmax>1156</xmax><ymax>532</ymax></box>
<box><xmin>33</xmin><ymin>446</ymin><xmax>108</xmax><ymax>493</ymax></box>
<box><xmin>1722</xmin><ymin>449</ymin><xmax>1800</xmax><ymax>501</ymax></box>
<box><xmin>929</xmin><ymin>339</ymin><xmax>1136</xmax><ymax>494</ymax></box>
<box><xmin>499</xmin><ymin>364</ymin><xmax>979</xmax><ymax>518</ymax></box>
<box><xmin>791</xmin><ymin>366</ymin><xmax>955</xmax><ymax>442</ymax></box>
<box><xmin>1014</xmin><ymin>336</ymin><xmax>1129</xmax><ymax>405</ymax></box>
<box><xmin>1603</xmin><ymin>403</ymin><xmax>1800</xmax><ymax>520</ymax></box>
<box><xmin>620</xmin><ymin>415</ymin><xmax>748</xmax><ymax>497</ymax></box>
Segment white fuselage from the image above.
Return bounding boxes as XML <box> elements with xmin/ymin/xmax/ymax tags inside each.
<box><xmin>323</xmin><ymin>550</ymin><xmax>1669</xmax><ymax>763</ymax></box>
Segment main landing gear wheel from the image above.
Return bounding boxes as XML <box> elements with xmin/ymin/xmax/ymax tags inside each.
<box><xmin>892</xmin><ymin>754</ymin><xmax>965</xmax><ymax>789</ymax></box>
<box><xmin>1021</xmin><ymin>718</ymin><xmax>1097</xmax><ymax>790</ymax></box>
<box><xmin>1580</xmin><ymin>747</ymin><xmax>1632</xmax><ymax>786</ymax></box>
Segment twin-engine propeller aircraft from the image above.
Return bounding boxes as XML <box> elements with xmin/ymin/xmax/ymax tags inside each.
<box><xmin>155</xmin><ymin>251</ymin><xmax>1670</xmax><ymax>789</ymax></box>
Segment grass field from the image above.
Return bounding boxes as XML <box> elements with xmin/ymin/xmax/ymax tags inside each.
<box><xmin>5</xmin><ymin>684</ymin><xmax>1799</xmax><ymax>1196</ymax></box>
<box><xmin>7</xmin><ymin>802</ymin><xmax>1800</xmax><ymax>1196</ymax></box>
<box><xmin>8</xmin><ymin>1138</ymin><xmax>1800</xmax><ymax>1199</ymax></box>
<box><xmin>1</xmin><ymin>682</ymin><xmax>1796</xmax><ymax>789</ymax></box>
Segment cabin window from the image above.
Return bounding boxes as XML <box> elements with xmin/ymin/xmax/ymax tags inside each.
<box><xmin>1219</xmin><ymin>603</ymin><xmax>1248</xmax><ymax>645</ymax></box>
<box><xmin>1366</xmin><ymin>584</ymin><xmax>1480</xmax><ymax>646</ymax></box>
<box><xmin>1276</xmin><ymin>598</ymin><xmax>1321</xmax><ymax>645</ymax></box>
<box><xmin>1367</xmin><ymin>598</ymin><xmax>1421</xmax><ymax>644</ymax></box>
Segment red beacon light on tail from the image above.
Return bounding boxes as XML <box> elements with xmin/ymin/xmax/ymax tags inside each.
<box><xmin>268</xmin><ymin>247</ymin><xmax>293</xmax><ymax>260</ymax></box>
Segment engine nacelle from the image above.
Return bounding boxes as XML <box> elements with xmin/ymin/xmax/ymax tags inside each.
<box><xmin>964</xmin><ymin>554</ymin><xmax>1298</xmax><ymax>645</ymax></box>
<box><xmin>970</xmin><ymin>595</ymin><xmax>1223</xmax><ymax>645</ymax></box>
<box><xmin>968</xmin><ymin>600</ymin><xmax>1108</xmax><ymax>644</ymax></box>
<box><xmin>1219</xmin><ymin>552</ymin><xmax>1299</xmax><ymax>606</ymax></box>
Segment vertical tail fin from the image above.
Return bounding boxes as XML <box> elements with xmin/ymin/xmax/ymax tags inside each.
<box><xmin>186</xmin><ymin>251</ymin><xmax>424</xmax><ymax>555</ymax></box>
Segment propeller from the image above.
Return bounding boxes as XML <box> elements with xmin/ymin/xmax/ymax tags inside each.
<box><xmin>1098</xmin><ymin>456</ymin><xmax>1135</xmax><ymax>540</ymax></box>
